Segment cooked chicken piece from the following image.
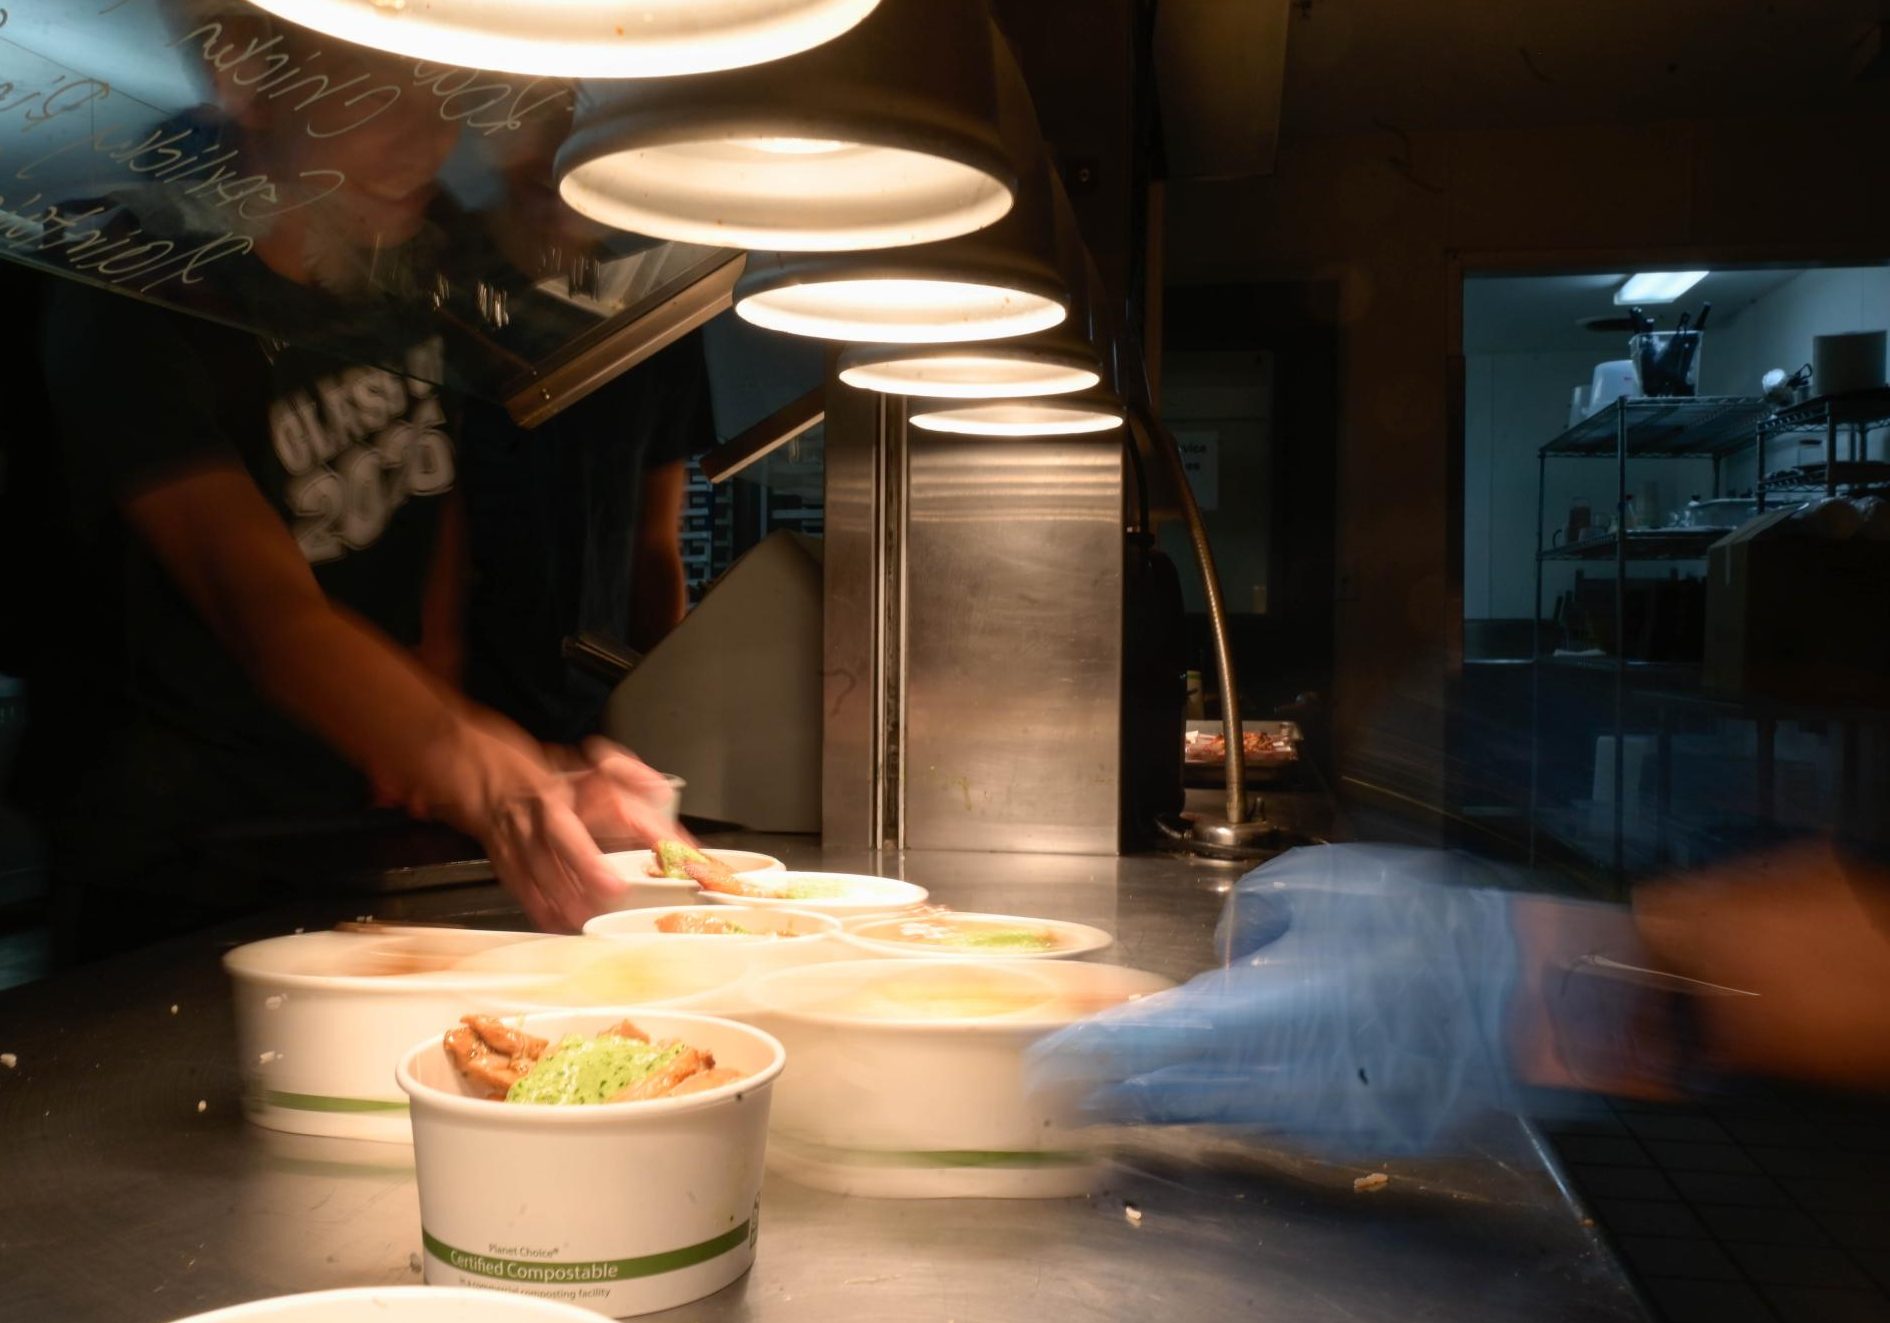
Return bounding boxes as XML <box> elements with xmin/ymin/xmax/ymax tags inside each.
<box><xmin>682</xmin><ymin>856</ymin><xmax>743</xmax><ymax>895</ymax></box>
<box><xmin>656</xmin><ymin>911</ymin><xmax>750</xmax><ymax>935</ymax></box>
<box><xmin>608</xmin><ymin>1045</ymin><xmax>713</xmax><ymax>1102</ymax></box>
<box><xmin>444</xmin><ymin>1016</ymin><xmax>548</xmax><ymax>1097</ymax></box>
<box><xmin>663</xmin><ymin>1067</ymin><xmax>743</xmax><ymax>1097</ymax></box>
<box><xmin>602</xmin><ymin>1019</ymin><xmax>650</xmax><ymax>1043</ymax></box>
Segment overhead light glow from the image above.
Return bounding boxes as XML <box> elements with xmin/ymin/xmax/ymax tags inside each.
<box><xmin>737</xmin><ymin>137</ymin><xmax>854</xmax><ymax>155</ymax></box>
<box><xmin>910</xmin><ymin>399</ymin><xmax>1126</xmax><ymax>437</ymax></box>
<box><xmin>561</xmin><ymin>139</ymin><xmax>1014</xmax><ymax>252</ymax></box>
<box><xmin>839</xmin><ymin>347</ymin><xmax>1100</xmax><ymax>398</ymax></box>
<box><xmin>738</xmin><ymin>278</ymin><xmax>1066</xmax><ymax>344</ymax></box>
<box><xmin>244</xmin><ymin>0</ymin><xmax>883</xmax><ymax>79</ymax></box>
<box><xmin>555</xmin><ymin>0</ymin><xmax>1018</xmax><ymax>251</ymax></box>
<box><xmin>1615</xmin><ymin>271</ymin><xmax>1710</xmax><ymax>305</ymax></box>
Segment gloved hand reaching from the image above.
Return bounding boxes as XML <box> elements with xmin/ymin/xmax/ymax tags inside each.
<box><xmin>1030</xmin><ymin>845</ymin><xmax>1533</xmax><ymax>1156</ymax></box>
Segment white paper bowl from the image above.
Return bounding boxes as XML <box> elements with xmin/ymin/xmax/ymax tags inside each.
<box><xmin>703</xmin><ymin>871</ymin><xmax>928</xmax><ymax>918</ymax></box>
<box><xmin>598</xmin><ymin>849</ymin><xmax>786</xmax><ymax>911</ymax></box>
<box><xmin>744</xmin><ymin>959</ymin><xmax>1171</xmax><ymax>1199</ymax></box>
<box><xmin>169</xmin><ymin>1285</ymin><xmax>602</xmax><ymax>1322</ymax></box>
<box><xmin>222</xmin><ymin>929</ymin><xmax>546</xmax><ymax>1144</ymax></box>
<box><xmin>459</xmin><ymin>936</ymin><xmax>758</xmax><ymax>1017</ymax></box>
<box><xmin>840</xmin><ymin>912</ymin><xmax>1114</xmax><ymax>961</ymax></box>
<box><xmin>398</xmin><ymin>1011</ymin><xmax>785</xmax><ymax>1318</ymax></box>
<box><xmin>584</xmin><ymin>906</ymin><xmax>843</xmax><ymax>979</ymax></box>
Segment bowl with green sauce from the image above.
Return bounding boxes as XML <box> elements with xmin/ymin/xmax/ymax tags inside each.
<box><xmin>703</xmin><ymin>870</ymin><xmax>928</xmax><ymax>917</ymax></box>
<box><xmin>840</xmin><ymin>912</ymin><xmax>1114</xmax><ymax>961</ymax></box>
<box><xmin>398</xmin><ymin>1010</ymin><xmax>785</xmax><ymax>1318</ymax></box>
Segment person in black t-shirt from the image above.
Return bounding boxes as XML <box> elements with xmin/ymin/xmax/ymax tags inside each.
<box><xmin>462</xmin><ymin>336</ymin><xmax>709</xmax><ymax>745</ymax></box>
<box><xmin>25</xmin><ymin>6</ymin><xmax>677</xmax><ymax>960</ymax></box>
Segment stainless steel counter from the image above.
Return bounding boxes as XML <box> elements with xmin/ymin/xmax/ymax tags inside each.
<box><xmin>0</xmin><ymin>840</ymin><xmax>1645</xmax><ymax>1322</ymax></box>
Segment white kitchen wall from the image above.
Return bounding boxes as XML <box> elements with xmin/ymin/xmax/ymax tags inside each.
<box><xmin>1704</xmin><ymin>266</ymin><xmax>1890</xmax><ymax>485</ymax></box>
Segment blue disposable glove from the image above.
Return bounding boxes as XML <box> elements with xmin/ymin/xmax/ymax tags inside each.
<box><xmin>1031</xmin><ymin>845</ymin><xmax>1531</xmax><ymax>1156</ymax></box>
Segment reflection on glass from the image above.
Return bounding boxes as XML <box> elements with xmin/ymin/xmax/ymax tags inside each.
<box><xmin>0</xmin><ymin>0</ymin><xmax>734</xmax><ymax>402</ymax></box>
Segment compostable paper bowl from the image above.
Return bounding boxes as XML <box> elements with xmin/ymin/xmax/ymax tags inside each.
<box><xmin>584</xmin><ymin>906</ymin><xmax>843</xmax><ymax>978</ymax></box>
<box><xmin>839</xmin><ymin>912</ymin><xmax>1114</xmax><ymax>961</ymax></box>
<box><xmin>223</xmin><ymin>929</ymin><xmax>545</xmax><ymax>1143</ymax></box>
<box><xmin>170</xmin><ymin>1285</ymin><xmax>603</xmax><ymax>1322</ymax></box>
<box><xmin>703</xmin><ymin>871</ymin><xmax>927</xmax><ymax>918</ymax></box>
<box><xmin>458</xmin><ymin>936</ymin><xmax>756</xmax><ymax>1016</ymax></box>
<box><xmin>597</xmin><ymin>849</ymin><xmax>785</xmax><ymax>911</ymax></box>
<box><xmin>398</xmin><ymin>1011</ymin><xmax>784</xmax><ymax>1318</ymax></box>
<box><xmin>744</xmin><ymin>959</ymin><xmax>1171</xmax><ymax>1199</ymax></box>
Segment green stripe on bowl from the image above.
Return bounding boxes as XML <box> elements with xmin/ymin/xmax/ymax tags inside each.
<box><xmin>263</xmin><ymin>1090</ymin><xmax>409</xmax><ymax>1115</ymax></box>
<box><xmin>423</xmin><ymin>1223</ymin><xmax>752</xmax><ymax>1284</ymax></box>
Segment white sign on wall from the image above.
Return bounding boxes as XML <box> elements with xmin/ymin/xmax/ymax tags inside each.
<box><xmin>1174</xmin><ymin>429</ymin><xmax>1220</xmax><ymax>511</ymax></box>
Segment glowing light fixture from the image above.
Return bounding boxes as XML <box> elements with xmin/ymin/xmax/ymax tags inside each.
<box><xmin>837</xmin><ymin>169</ymin><xmax>1105</xmax><ymax>396</ymax></box>
<box><xmin>244</xmin><ymin>0</ymin><xmax>881</xmax><ymax>79</ymax></box>
<box><xmin>839</xmin><ymin>345</ymin><xmax>1101</xmax><ymax>398</ymax></box>
<box><xmin>1615</xmin><ymin>271</ymin><xmax>1710</xmax><ymax>305</ymax></box>
<box><xmin>909</xmin><ymin>397</ymin><xmax>1126</xmax><ymax>437</ymax></box>
<box><xmin>732</xmin><ymin>40</ymin><xmax>1067</xmax><ymax>344</ymax></box>
<box><xmin>557</xmin><ymin>0</ymin><xmax>1014</xmax><ymax>251</ymax></box>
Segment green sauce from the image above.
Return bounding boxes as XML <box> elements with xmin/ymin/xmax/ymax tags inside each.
<box><xmin>505</xmin><ymin>1035</ymin><xmax>684</xmax><ymax>1106</ymax></box>
<box><xmin>778</xmin><ymin>880</ymin><xmax>849</xmax><ymax>900</ymax></box>
<box><xmin>948</xmin><ymin>929</ymin><xmax>1057</xmax><ymax>952</ymax></box>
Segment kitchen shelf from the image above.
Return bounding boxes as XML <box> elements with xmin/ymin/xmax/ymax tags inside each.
<box><xmin>1538</xmin><ymin>529</ymin><xmax>1729</xmax><ymax>562</ymax></box>
<box><xmin>1531</xmin><ymin>395</ymin><xmax>1767</xmax><ymax>878</ymax></box>
<box><xmin>1759</xmin><ymin>461</ymin><xmax>1890</xmax><ymax>492</ymax></box>
<box><xmin>1541</xmin><ymin>397</ymin><xmax>1771</xmax><ymax>458</ymax></box>
<box><xmin>1761</xmin><ymin>387</ymin><xmax>1890</xmax><ymax>435</ymax></box>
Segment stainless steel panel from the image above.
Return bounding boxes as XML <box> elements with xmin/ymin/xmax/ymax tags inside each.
<box><xmin>0</xmin><ymin>841</ymin><xmax>1644</xmax><ymax>1323</ymax></box>
<box><xmin>820</xmin><ymin>377</ymin><xmax>886</xmax><ymax>846</ymax></box>
<box><xmin>902</xmin><ymin>438</ymin><xmax>1126</xmax><ymax>853</ymax></box>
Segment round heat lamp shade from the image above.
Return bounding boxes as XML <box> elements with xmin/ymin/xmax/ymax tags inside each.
<box><xmin>838</xmin><ymin>343</ymin><xmax>1102</xmax><ymax>399</ymax></box>
<box><xmin>243</xmin><ymin>0</ymin><xmax>883</xmax><ymax>79</ymax></box>
<box><xmin>736</xmin><ymin>273</ymin><xmax>1067</xmax><ymax>345</ymax></box>
<box><xmin>560</xmin><ymin>136</ymin><xmax>1014</xmax><ymax>254</ymax></box>
<box><xmin>555</xmin><ymin>0</ymin><xmax>1015</xmax><ymax>251</ymax></box>
<box><xmin>909</xmin><ymin>397</ymin><xmax>1127</xmax><ymax>438</ymax></box>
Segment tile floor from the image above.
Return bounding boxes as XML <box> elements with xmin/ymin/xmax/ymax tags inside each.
<box><xmin>1541</xmin><ymin>1091</ymin><xmax>1890</xmax><ymax>1323</ymax></box>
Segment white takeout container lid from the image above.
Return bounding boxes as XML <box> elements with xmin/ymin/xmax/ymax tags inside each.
<box><xmin>703</xmin><ymin>870</ymin><xmax>928</xmax><ymax>915</ymax></box>
<box><xmin>747</xmin><ymin>958</ymin><xmax>1170</xmax><ymax>1031</ymax></box>
<box><xmin>585</xmin><ymin>904</ymin><xmax>840</xmax><ymax>942</ymax></box>
<box><xmin>839</xmin><ymin>911</ymin><xmax>1115</xmax><ymax>961</ymax></box>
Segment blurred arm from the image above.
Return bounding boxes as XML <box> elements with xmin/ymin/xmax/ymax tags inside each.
<box><xmin>628</xmin><ymin>458</ymin><xmax>687</xmax><ymax>653</ymax></box>
<box><xmin>123</xmin><ymin>464</ymin><xmax>538</xmax><ymax>832</ymax></box>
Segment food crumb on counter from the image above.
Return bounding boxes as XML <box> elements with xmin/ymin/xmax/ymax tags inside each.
<box><xmin>408</xmin><ymin>1252</ymin><xmax>423</xmax><ymax>1273</ymax></box>
<box><xmin>264</xmin><ymin>995</ymin><xmax>286</xmax><ymax>1011</ymax></box>
<box><xmin>1353</xmin><ymin>1172</ymin><xmax>1390</xmax><ymax>1193</ymax></box>
<box><xmin>0</xmin><ymin>1052</ymin><xmax>17</xmax><ymax>1069</ymax></box>
<box><xmin>196</xmin><ymin>1100</ymin><xmax>208</xmax><ymax>1114</ymax></box>
<box><xmin>1123</xmin><ymin>1202</ymin><xmax>1144</xmax><ymax>1227</ymax></box>
<box><xmin>170</xmin><ymin>1004</ymin><xmax>179</xmax><ymax>1015</ymax></box>
<box><xmin>258</xmin><ymin>1051</ymin><xmax>278</xmax><ymax>1065</ymax></box>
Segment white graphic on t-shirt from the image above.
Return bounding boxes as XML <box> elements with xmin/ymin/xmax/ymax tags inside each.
<box><xmin>267</xmin><ymin>339</ymin><xmax>454</xmax><ymax>564</ymax></box>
